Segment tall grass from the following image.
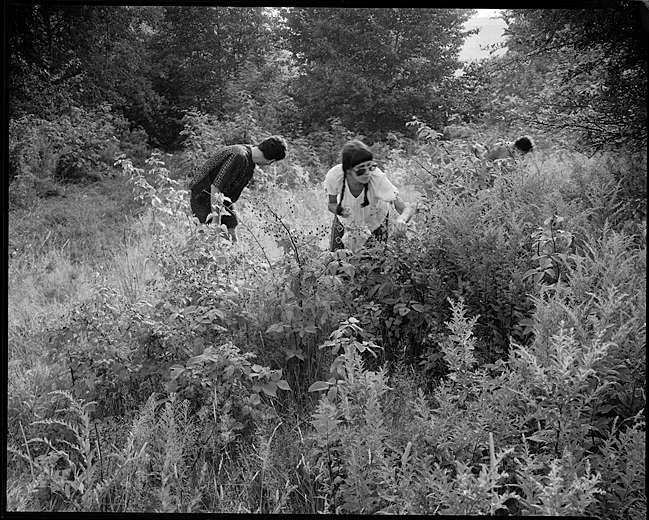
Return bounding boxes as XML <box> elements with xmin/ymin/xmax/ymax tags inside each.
<box><xmin>7</xmin><ymin>139</ymin><xmax>645</xmax><ymax>514</ymax></box>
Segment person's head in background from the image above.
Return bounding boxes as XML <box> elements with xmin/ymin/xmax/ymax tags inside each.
<box><xmin>472</xmin><ymin>135</ymin><xmax>535</xmax><ymax>161</ymax></box>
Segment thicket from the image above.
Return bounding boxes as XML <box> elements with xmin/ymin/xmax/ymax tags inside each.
<box><xmin>6</xmin><ymin>4</ymin><xmax>646</xmax><ymax>515</ymax></box>
<box><xmin>7</xmin><ymin>115</ymin><xmax>646</xmax><ymax>513</ymax></box>
<box><xmin>8</xmin><ymin>104</ymin><xmax>150</xmax><ymax>208</ymax></box>
<box><xmin>457</xmin><ymin>6</ymin><xmax>648</xmax><ymax>152</ymax></box>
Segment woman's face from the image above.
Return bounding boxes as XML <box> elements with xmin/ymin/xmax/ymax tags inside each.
<box><xmin>350</xmin><ymin>161</ymin><xmax>376</xmax><ymax>184</ymax></box>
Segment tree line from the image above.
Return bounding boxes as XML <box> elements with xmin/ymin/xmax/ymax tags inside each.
<box><xmin>8</xmin><ymin>4</ymin><xmax>647</xmax><ymax>151</ymax></box>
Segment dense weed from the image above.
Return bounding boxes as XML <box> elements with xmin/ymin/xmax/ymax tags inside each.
<box><xmin>7</xmin><ymin>126</ymin><xmax>645</xmax><ymax>514</ymax></box>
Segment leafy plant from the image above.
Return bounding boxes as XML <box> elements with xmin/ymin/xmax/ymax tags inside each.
<box><xmin>523</xmin><ymin>214</ymin><xmax>575</xmax><ymax>285</ymax></box>
<box><xmin>168</xmin><ymin>341</ymin><xmax>290</xmax><ymax>414</ymax></box>
<box><xmin>8</xmin><ymin>390</ymin><xmax>104</xmax><ymax>511</ymax></box>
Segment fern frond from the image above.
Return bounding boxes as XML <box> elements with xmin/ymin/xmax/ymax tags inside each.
<box><xmin>26</xmin><ymin>435</ymin><xmax>59</xmax><ymax>449</ymax></box>
<box><xmin>54</xmin><ymin>438</ymin><xmax>84</xmax><ymax>457</ymax></box>
<box><xmin>7</xmin><ymin>446</ymin><xmax>32</xmax><ymax>464</ymax></box>
<box><xmin>31</xmin><ymin>417</ymin><xmax>79</xmax><ymax>434</ymax></box>
<box><xmin>48</xmin><ymin>389</ymin><xmax>75</xmax><ymax>401</ymax></box>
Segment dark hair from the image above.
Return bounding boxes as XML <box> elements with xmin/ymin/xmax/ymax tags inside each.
<box><xmin>513</xmin><ymin>135</ymin><xmax>534</xmax><ymax>153</ymax></box>
<box><xmin>338</xmin><ymin>140</ymin><xmax>372</xmax><ymax>211</ymax></box>
<box><xmin>257</xmin><ymin>135</ymin><xmax>287</xmax><ymax>161</ymax></box>
<box><xmin>341</xmin><ymin>139</ymin><xmax>373</xmax><ymax>172</ymax></box>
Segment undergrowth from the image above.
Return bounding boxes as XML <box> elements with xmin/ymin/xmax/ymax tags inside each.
<box><xmin>7</xmin><ymin>124</ymin><xmax>645</xmax><ymax>514</ymax></box>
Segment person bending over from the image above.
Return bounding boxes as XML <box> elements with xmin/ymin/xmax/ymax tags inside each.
<box><xmin>189</xmin><ymin>136</ymin><xmax>287</xmax><ymax>241</ymax></box>
<box><xmin>471</xmin><ymin>135</ymin><xmax>535</xmax><ymax>161</ymax></box>
<box><xmin>324</xmin><ymin>139</ymin><xmax>416</xmax><ymax>252</ymax></box>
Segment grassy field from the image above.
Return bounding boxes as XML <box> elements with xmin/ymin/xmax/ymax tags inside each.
<box><xmin>6</xmin><ymin>144</ymin><xmax>646</xmax><ymax>514</ymax></box>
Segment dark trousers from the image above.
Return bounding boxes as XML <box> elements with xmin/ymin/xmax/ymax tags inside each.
<box><xmin>329</xmin><ymin>215</ymin><xmax>388</xmax><ymax>251</ymax></box>
<box><xmin>190</xmin><ymin>189</ymin><xmax>238</xmax><ymax>228</ymax></box>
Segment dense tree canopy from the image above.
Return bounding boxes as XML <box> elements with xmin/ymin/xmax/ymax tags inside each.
<box><xmin>458</xmin><ymin>5</ymin><xmax>648</xmax><ymax>150</ymax></box>
<box><xmin>284</xmin><ymin>8</ymin><xmax>474</xmax><ymax>134</ymax></box>
<box><xmin>7</xmin><ymin>4</ymin><xmax>647</xmax><ymax>149</ymax></box>
<box><xmin>149</xmin><ymin>6</ymin><xmax>271</xmax><ymax>115</ymax></box>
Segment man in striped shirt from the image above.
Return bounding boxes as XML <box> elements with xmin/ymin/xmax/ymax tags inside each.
<box><xmin>189</xmin><ymin>136</ymin><xmax>287</xmax><ymax>241</ymax></box>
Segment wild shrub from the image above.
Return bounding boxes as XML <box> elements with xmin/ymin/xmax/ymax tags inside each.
<box><xmin>513</xmin><ymin>448</ymin><xmax>602</xmax><ymax>516</ymax></box>
<box><xmin>423</xmin><ymin>175</ymin><xmax>545</xmax><ymax>359</ymax></box>
<box><xmin>588</xmin><ymin>415</ymin><xmax>646</xmax><ymax>520</ymax></box>
<box><xmin>115</xmin><ymin>150</ymin><xmax>189</xmax><ymax>224</ymax></box>
<box><xmin>305</xmin><ymin>313</ymin><xmax>519</xmax><ymax>514</ymax></box>
<box><xmin>304</xmin><ymin>300</ymin><xmax>619</xmax><ymax>515</ymax></box>
<box><xmin>549</xmin><ymin>150</ymin><xmax>647</xmax><ymax>239</ymax></box>
<box><xmin>429</xmin><ymin>293</ymin><xmax>633</xmax><ymax>516</ymax></box>
<box><xmin>10</xmin><ymin>338</ymin><xmax>293</xmax><ymax>512</ymax></box>
<box><xmin>243</xmin><ymin>247</ymin><xmax>350</xmax><ymax>396</ymax></box>
<box><xmin>7</xmin><ymin>391</ymin><xmax>105</xmax><ymax>511</ymax></box>
<box><xmin>343</xmin><ymin>165</ymin><xmax>540</xmax><ymax>367</ymax></box>
<box><xmin>157</xmin><ymin>190</ymin><xmax>348</xmax><ymax>397</ymax></box>
<box><xmin>344</xmin><ymin>238</ymin><xmax>447</xmax><ymax>368</ymax></box>
<box><xmin>113</xmin><ymin>150</ymin><xmax>335</xmax><ymax>403</ymax></box>
<box><xmin>34</xmin><ymin>153</ymin><xmax>206</xmax><ymax>414</ymax></box>
<box><xmin>8</xmin><ymin>105</ymin><xmax>149</xmax><ymax>207</ymax></box>
<box><xmin>167</xmin><ymin>341</ymin><xmax>290</xmax><ymax>421</ymax></box>
<box><xmin>307</xmin><ymin>317</ymin><xmax>391</xmax><ymax>513</ymax></box>
<box><xmin>523</xmin><ymin>214</ymin><xmax>576</xmax><ymax>286</ymax></box>
<box><xmin>507</xmin><ymin>324</ymin><xmax>611</xmax><ymax>460</ymax></box>
<box><xmin>45</xmin><ymin>293</ymin><xmax>169</xmax><ymax>417</ymax></box>
<box><xmin>524</xmin><ymin>226</ymin><xmax>646</xmax><ymax>430</ymax></box>
<box><xmin>379</xmin><ymin>142</ymin><xmax>645</xmax><ymax>370</ymax></box>
<box><xmin>9</xmin><ymin>105</ymin><xmax>141</xmax><ymax>180</ymax></box>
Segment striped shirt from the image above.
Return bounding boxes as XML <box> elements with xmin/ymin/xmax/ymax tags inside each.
<box><xmin>189</xmin><ymin>145</ymin><xmax>254</xmax><ymax>203</ymax></box>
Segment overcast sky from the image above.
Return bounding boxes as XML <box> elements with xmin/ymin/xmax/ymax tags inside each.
<box><xmin>459</xmin><ymin>9</ymin><xmax>506</xmax><ymax>63</ymax></box>
<box><xmin>474</xmin><ymin>8</ymin><xmax>501</xmax><ymax>17</ymax></box>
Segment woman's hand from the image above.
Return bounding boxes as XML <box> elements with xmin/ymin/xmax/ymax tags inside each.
<box><xmin>393</xmin><ymin>217</ymin><xmax>408</xmax><ymax>235</ymax></box>
<box><xmin>338</xmin><ymin>206</ymin><xmax>352</xmax><ymax>218</ymax></box>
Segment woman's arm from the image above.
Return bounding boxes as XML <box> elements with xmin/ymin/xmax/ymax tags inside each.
<box><xmin>394</xmin><ymin>196</ymin><xmax>417</xmax><ymax>223</ymax></box>
<box><xmin>328</xmin><ymin>194</ymin><xmax>351</xmax><ymax>217</ymax></box>
<box><xmin>327</xmin><ymin>194</ymin><xmax>339</xmax><ymax>215</ymax></box>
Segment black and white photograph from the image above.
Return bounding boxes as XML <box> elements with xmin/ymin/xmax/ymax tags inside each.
<box><xmin>5</xmin><ymin>3</ymin><xmax>647</xmax><ymax>515</ymax></box>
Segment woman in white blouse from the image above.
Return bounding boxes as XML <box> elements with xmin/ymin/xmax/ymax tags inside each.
<box><xmin>324</xmin><ymin>140</ymin><xmax>416</xmax><ymax>252</ymax></box>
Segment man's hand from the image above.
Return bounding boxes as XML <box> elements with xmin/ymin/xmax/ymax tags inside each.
<box><xmin>206</xmin><ymin>210</ymin><xmax>219</xmax><ymax>224</ymax></box>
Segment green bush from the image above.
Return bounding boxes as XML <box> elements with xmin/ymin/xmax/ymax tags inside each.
<box><xmin>7</xmin><ymin>385</ymin><xmax>288</xmax><ymax>512</ymax></box>
<box><xmin>8</xmin><ymin>104</ymin><xmax>150</xmax><ymax>206</ymax></box>
<box><xmin>525</xmin><ymin>227</ymin><xmax>646</xmax><ymax>428</ymax></box>
<box><xmin>8</xmin><ymin>137</ymin><xmax>645</xmax><ymax>514</ymax></box>
<box><xmin>304</xmin><ymin>300</ymin><xmax>624</xmax><ymax>515</ymax></box>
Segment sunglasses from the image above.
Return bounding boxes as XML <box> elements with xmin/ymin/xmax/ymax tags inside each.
<box><xmin>352</xmin><ymin>162</ymin><xmax>377</xmax><ymax>175</ymax></box>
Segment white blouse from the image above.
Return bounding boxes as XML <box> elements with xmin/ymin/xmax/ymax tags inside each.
<box><xmin>323</xmin><ymin>164</ymin><xmax>398</xmax><ymax>230</ymax></box>
<box><xmin>323</xmin><ymin>164</ymin><xmax>400</xmax><ymax>251</ymax></box>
